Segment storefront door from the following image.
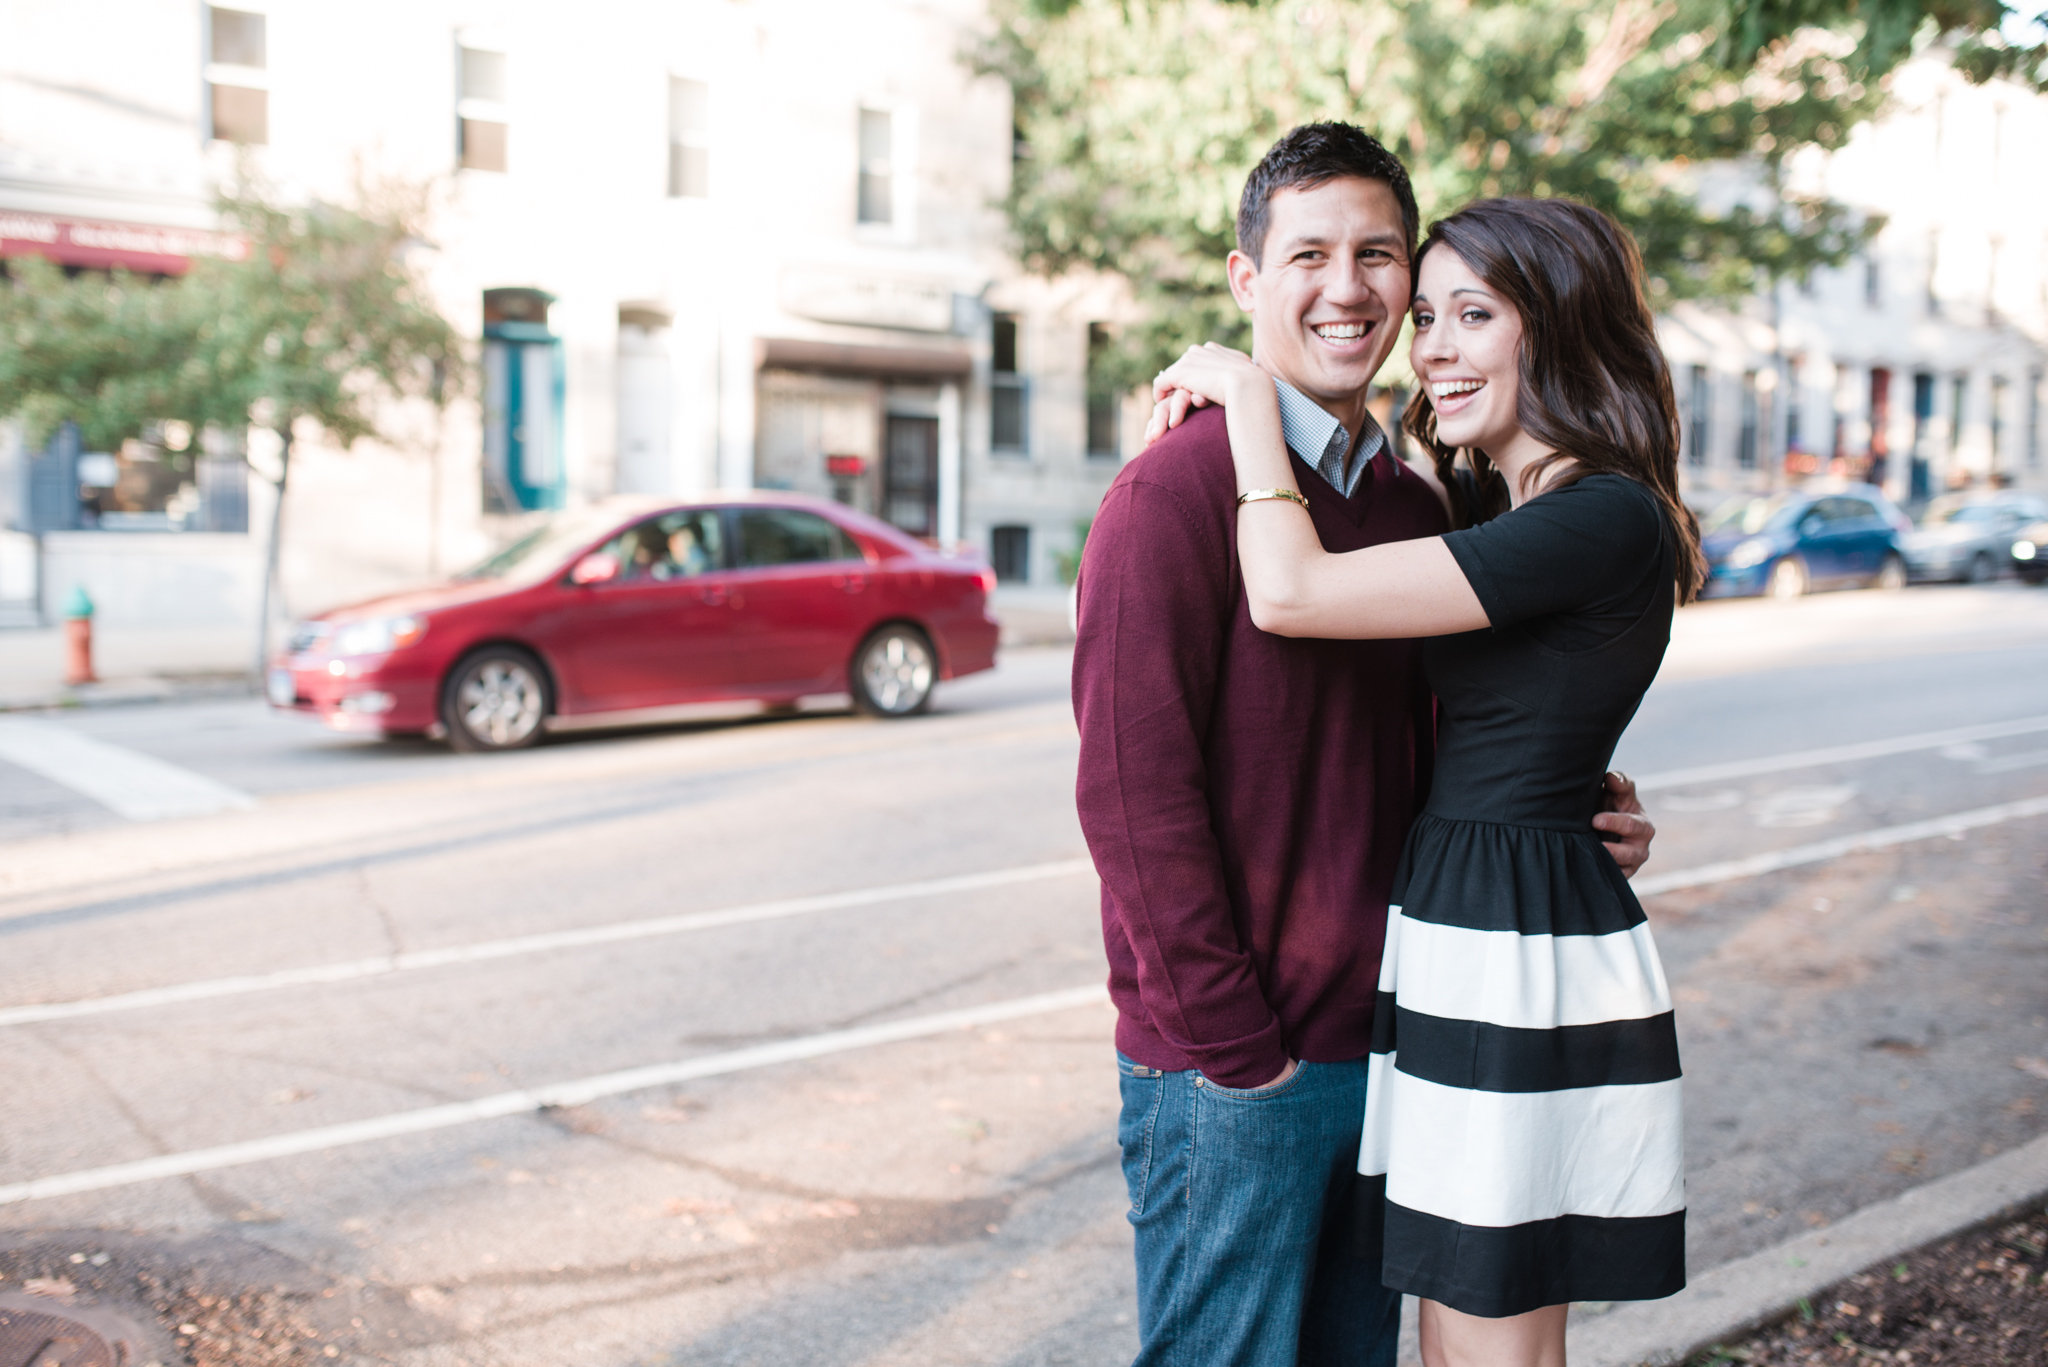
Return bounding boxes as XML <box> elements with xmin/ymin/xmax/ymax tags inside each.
<box><xmin>883</xmin><ymin>414</ymin><xmax>939</xmax><ymax>539</ymax></box>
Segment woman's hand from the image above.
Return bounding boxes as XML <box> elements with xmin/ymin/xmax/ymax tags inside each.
<box><xmin>1142</xmin><ymin>343</ymin><xmax>1270</xmax><ymax>449</ymax></box>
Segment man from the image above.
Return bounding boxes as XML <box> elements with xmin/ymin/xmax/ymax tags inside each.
<box><xmin>1071</xmin><ymin>122</ymin><xmax>1656</xmax><ymax>1367</ymax></box>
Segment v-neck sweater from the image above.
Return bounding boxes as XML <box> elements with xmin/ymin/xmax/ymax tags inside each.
<box><xmin>1072</xmin><ymin>405</ymin><xmax>1449</xmax><ymax>1089</ymax></box>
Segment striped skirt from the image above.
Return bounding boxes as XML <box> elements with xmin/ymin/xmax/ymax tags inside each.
<box><xmin>1356</xmin><ymin>814</ymin><xmax>1687</xmax><ymax>1319</ymax></box>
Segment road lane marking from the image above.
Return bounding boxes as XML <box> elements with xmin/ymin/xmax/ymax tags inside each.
<box><xmin>0</xmin><ymin>859</ymin><xmax>1098</xmax><ymax>1028</ymax></box>
<box><xmin>10</xmin><ymin>790</ymin><xmax>2048</xmax><ymax>1030</ymax></box>
<box><xmin>1975</xmin><ymin>747</ymin><xmax>2048</xmax><ymax>776</ymax></box>
<box><xmin>0</xmin><ymin>717</ymin><xmax>256</xmax><ymax>821</ymax></box>
<box><xmin>1633</xmin><ymin>714</ymin><xmax>2048</xmax><ymax>792</ymax></box>
<box><xmin>0</xmin><ymin>982</ymin><xmax>1111</xmax><ymax>1207</ymax></box>
<box><xmin>1634</xmin><ymin>794</ymin><xmax>2048</xmax><ymax>896</ymax></box>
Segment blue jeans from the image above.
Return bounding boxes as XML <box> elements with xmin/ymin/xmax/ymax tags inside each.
<box><xmin>1117</xmin><ymin>1054</ymin><xmax>1401</xmax><ymax>1367</ymax></box>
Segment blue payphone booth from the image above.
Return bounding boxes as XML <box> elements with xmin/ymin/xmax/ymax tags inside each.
<box><xmin>482</xmin><ymin>287</ymin><xmax>566</xmax><ymax>513</ymax></box>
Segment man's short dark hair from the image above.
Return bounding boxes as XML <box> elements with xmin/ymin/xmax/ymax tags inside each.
<box><xmin>1236</xmin><ymin>122</ymin><xmax>1419</xmax><ymax>268</ymax></box>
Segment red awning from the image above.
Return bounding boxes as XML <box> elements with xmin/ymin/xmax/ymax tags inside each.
<box><xmin>0</xmin><ymin>210</ymin><xmax>248</xmax><ymax>275</ymax></box>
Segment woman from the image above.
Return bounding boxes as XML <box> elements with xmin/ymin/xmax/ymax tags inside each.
<box><xmin>1148</xmin><ymin>197</ymin><xmax>1703</xmax><ymax>1367</ymax></box>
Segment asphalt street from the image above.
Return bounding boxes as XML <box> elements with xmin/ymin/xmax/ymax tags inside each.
<box><xmin>1</xmin><ymin>582</ymin><xmax>2046</xmax><ymax>1367</ymax></box>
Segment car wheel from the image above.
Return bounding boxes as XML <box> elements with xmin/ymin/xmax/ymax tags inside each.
<box><xmin>1965</xmin><ymin>551</ymin><xmax>1996</xmax><ymax>584</ymax></box>
<box><xmin>850</xmin><ymin>624</ymin><xmax>936</xmax><ymax>718</ymax></box>
<box><xmin>1766</xmin><ymin>556</ymin><xmax>1808</xmax><ymax>601</ymax></box>
<box><xmin>1875</xmin><ymin>554</ymin><xmax>1907</xmax><ymax>591</ymax></box>
<box><xmin>442</xmin><ymin>647</ymin><xmax>550</xmax><ymax>751</ymax></box>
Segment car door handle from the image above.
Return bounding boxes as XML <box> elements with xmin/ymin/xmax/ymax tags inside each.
<box><xmin>833</xmin><ymin>573</ymin><xmax>867</xmax><ymax>593</ymax></box>
<box><xmin>696</xmin><ymin>586</ymin><xmax>731</xmax><ymax>607</ymax></box>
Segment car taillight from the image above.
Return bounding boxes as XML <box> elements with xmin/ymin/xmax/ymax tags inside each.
<box><xmin>977</xmin><ymin>567</ymin><xmax>997</xmax><ymax>594</ymax></box>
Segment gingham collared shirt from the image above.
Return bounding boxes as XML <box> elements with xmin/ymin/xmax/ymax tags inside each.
<box><xmin>1272</xmin><ymin>378</ymin><xmax>1386</xmax><ymax>498</ymax></box>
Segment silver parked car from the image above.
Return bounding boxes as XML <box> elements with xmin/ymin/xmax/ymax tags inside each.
<box><xmin>1900</xmin><ymin>492</ymin><xmax>2048</xmax><ymax>583</ymax></box>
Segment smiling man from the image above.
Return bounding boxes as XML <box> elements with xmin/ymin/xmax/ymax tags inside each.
<box><xmin>1072</xmin><ymin>123</ymin><xmax>1656</xmax><ymax>1366</ymax></box>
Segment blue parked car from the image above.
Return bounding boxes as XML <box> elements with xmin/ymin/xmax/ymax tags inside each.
<box><xmin>1699</xmin><ymin>484</ymin><xmax>1910</xmax><ymax>600</ymax></box>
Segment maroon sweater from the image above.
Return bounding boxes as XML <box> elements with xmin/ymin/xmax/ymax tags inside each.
<box><xmin>1073</xmin><ymin>406</ymin><xmax>1448</xmax><ymax>1089</ymax></box>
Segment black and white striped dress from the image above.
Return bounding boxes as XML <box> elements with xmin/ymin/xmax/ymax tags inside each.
<box><xmin>1356</xmin><ymin>474</ymin><xmax>1687</xmax><ymax>1319</ymax></box>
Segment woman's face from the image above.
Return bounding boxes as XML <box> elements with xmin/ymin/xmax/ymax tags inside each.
<box><xmin>1409</xmin><ymin>247</ymin><xmax>1526</xmax><ymax>459</ymax></box>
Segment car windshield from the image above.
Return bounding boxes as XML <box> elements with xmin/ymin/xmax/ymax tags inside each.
<box><xmin>454</xmin><ymin>509</ymin><xmax>624</xmax><ymax>585</ymax></box>
<box><xmin>1922</xmin><ymin>497</ymin><xmax>1998</xmax><ymax>526</ymax></box>
<box><xmin>1702</xmin><ymin>495</ymin><xmax>1794</xmax><ymax>537</ymax></box>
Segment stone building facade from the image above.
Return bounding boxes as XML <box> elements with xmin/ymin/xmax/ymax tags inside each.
<box><xmin>0</xmin><ymin>0</ymin><xmax>1124</xmax><ymax>646</ymax></box>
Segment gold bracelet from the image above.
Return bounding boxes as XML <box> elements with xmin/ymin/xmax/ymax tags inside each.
<box><xmin>1237</xmin><ymin>487</ymin><xmax>1311</xmax><ymax>510</ymax></box>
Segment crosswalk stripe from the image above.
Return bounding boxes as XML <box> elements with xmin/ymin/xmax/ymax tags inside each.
<box><xmin>0</xmin><ymin>716</ymin><xmax>256</xmax><ymax>821</ymax></box>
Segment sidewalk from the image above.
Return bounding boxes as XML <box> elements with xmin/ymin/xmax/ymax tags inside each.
<box><xmin>1567</xmin><ymin>1129</ymin><xmax>2048</xmax><ymax>1366</ymax></box>
<box><xmin>0</xmin><ymin>625</ymin><xmax>255</xmax><ymax>710</ymax></box>
<box><xmin>0</xmin><ymin>593</ymin><xmax>1073</xmax><ymax>713</ymax></box>
<box><xmin>992</xmin><ymin>585</ymin><xmax>1076</xmax><ymax>646</ymax></box>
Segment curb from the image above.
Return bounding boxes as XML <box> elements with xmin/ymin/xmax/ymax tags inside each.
<box><xmin>0</xmin><ymin>675</ymin><xmax>256</xmax><ymax>714</ymax></box>
<box><xmin>1569</xmin><ymin>1129</ymin><xmax>2048</xmax><ymax>1366</ymax></box>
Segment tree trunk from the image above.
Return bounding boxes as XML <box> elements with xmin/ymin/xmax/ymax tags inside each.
<box><xmin>253</xmin><ymin>425</ymin><xmax>293</xmax><ymax>683</ymax></box>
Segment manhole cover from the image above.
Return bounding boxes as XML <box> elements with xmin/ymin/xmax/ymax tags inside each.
<box><xmin>0</xmin><ymin>1305</ymin><xmax>121</xmax><ymax>1367</ymax></box>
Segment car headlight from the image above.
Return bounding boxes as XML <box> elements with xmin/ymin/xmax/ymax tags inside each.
<box><xmin>333</xmin><ymin>615</ymin><xmax>427</xmax><ymax>656</ymax></box>
<box><xmin>2017</xmin><ymin>540</ymin><xmax>2039</xmax><ymax>561</ymax></box>
<box><xmin>1727</xmin><ymin>537</ymin><xmax>1774</xmax><ymax>570</ymax></box>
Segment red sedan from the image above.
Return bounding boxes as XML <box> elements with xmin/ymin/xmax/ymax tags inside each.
<box><xmin>269</xmin><ymin>492</ymin><xmax>1001</xmax><ymax>750</ymax></box>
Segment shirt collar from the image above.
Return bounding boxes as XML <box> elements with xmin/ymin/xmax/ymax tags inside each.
<box><xmin>1270</xmin><ymin>377</ymin><xmax>1387</xmax><ymax>496</ymax></box>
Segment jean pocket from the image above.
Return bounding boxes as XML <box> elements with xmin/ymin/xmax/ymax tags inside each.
<box><xmin>1116</xmin><ymin>1057</ymin><xmax>1166</xmax><ymax>1215</ymax></box>
<box><xmin>1195</xmin><ymin>1061</ymin><xmax>1310</xmax><ymax>1102</ymax></box>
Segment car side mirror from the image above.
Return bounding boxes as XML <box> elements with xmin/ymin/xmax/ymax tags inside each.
<box><xmin>570</xmin><ymin>552</ymin><xmax>620</xmax><ymax>586</ymax></box>
<box><xmin>1799</xmin><ymin>516</ymin><xmax>1824</xmax><ymax>537</ymax></box>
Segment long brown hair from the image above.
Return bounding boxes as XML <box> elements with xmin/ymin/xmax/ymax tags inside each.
<box><xmin>1400</xmin><ymin>198</ymin><xmax>1706</xmax><ymax>603</ymax></box>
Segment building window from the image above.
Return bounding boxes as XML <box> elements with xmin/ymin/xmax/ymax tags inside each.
<box><xmin>1950</xmin><ymin>374</ymin><xmax>1968</xmax><ymax>458</ymax></box>
<box><xmin>991</xmin><ymin>525</ymin><xmax>1031</xmax><ymax>583</ymax></box>
<box><xmin>668</xmin><ymin>78</ymin><xmax>710</xmax><ymax>198</ymax></box>
<box><xmin>2029</xmin><ymin>370</ymin><xmax>2043</xmax><ymax>469</ymax></box>
<box><xmin>1987</xmin><ymin>236</ymin><xmax>2004</xmax><ymax>326</ymax></box>
<box><xmin>991</xmin><ymin>313</ymin><xmax>1027</xmax><ymax>453</ymax></box>
<box><xmin>206</xmin><ymin>7</ymin><xmax>267</xmax><ymax>145</ymax></box>
<box><xmin>459</xmin><ymin>46</ymin><xmax>509</xmax><ymax>172</ymax></box>
<box><xmin>1086</xmin><ymin>323</ymin><xmax>1119</xmax><ymax>459</ymax></box>
<box><xmin>1911</xmin><ymin>370</ymin><xmax>1937</xmax><ymax>501</ymax></box>
<box><xmin>1784</xmin><ymin>358</ymin><xmax>1804</xmax><ymax>457</ymax></box>
<box><xmin>1864</xmin><ymin>256</ymin><xmax>1882</xmax><ymax>309</ymax></box>
<box><xmin>1686</xmin><ymin>366</ymin><xmax>1711</xmax><ymax>467</ymax></box>
<box><xmin>1738</xmin><ymin>371</ymin><xmax>1759</xmax><ymax>469</ymax></box>
<box><xmin>857</xmin><ymin>108</ymin><xmax>893</xmax><ymax>224</ymax></box>
<box><xmin>1925</xmin><ymin>231</ymin><xmax>1941</xmax><ymax>317</ymax></box>
<box><xmin>30</xmin><ymin>424</ymin><xmax>250</xmax><ymax>534</ymax></box>
<box><xmin>1991</xmin><ymin>375</ymin><xmax>2008</xmax><ymax>473</ymax></box>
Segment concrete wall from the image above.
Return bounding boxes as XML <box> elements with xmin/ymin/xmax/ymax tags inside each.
<box><xmin>0</xmin><ymin>0</ymin><xmax>1115</xmax><ymax>618</ymax></box>
<box><xmin>38</xmin><ymin>531</ymin><xmax>262</xmax><ymax>631</ymax></box>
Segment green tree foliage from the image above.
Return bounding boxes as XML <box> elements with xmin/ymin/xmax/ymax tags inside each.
<box><xmin>983</xmin><ymin>0</ymin><xmax>2044</xmax><ymax>387</ymax></box>
<box><xmin>0</xmin><ymin>175</ymin><xmax>463</xmax><ymax>666</ymax></box>
<box><xmin>0</xmin><ymin>176</ymin><xmax>461</xmax><ymax>454</ymax></box>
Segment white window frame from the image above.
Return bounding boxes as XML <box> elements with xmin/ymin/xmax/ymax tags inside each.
<box><xmin>853</xmin><ymin>100</ymin><xmax>918</xmax><ymax>243</ymax></box>
<box><xmin>456</xmin><ymin>28</ymin><xmax>510</xmax><ymax>173</ymax></box>
<box><xmin>667</xmin><ymin>74</ymin><xmax>711</xmax><ymax>200</ymax></box>
<box><xmin>203</xmin><ymin>2</ymin><xmax>269</xmax><ymax>144</ymax></box>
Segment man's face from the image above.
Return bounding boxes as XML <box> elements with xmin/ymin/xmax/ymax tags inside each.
<box><xmin>1226</xmin><ymin>177</ymin><xmax>1410</xmax><ymax>417</ymax></box>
